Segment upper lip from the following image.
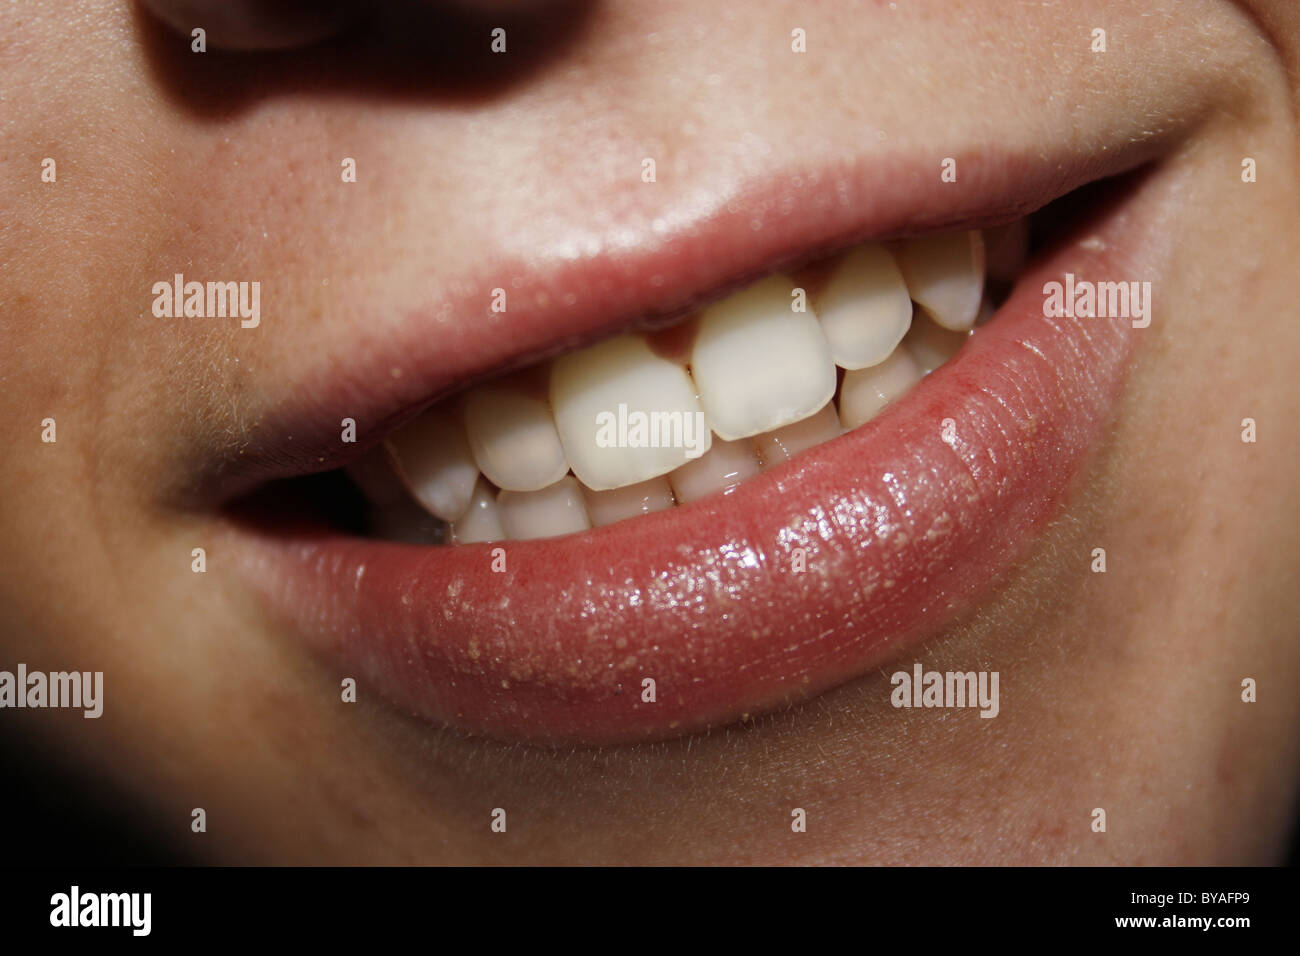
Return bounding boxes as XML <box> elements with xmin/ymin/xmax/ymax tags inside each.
<box><xmin>216</xmin><ymin>138</ymin><xmax>1174</xmax><ymax>745</ymax></box>
<box><xmin>190</xmin><ymin>142</ymin><xmax>1166</xmax><ymax>507</ymax></box>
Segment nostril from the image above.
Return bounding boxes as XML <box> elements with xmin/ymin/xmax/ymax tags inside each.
<box><xmin>133</xmin><ymin>0</ymin><xmax>599</xmax><ymax>118</ymax></box>
<box><xmin>137</xmin><ymin>0</ymin><xmax>358</xmax><ymax>51</ymax></box>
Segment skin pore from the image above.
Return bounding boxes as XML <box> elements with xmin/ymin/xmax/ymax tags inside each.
<box><xmin>1</xmin><ymin>0</ymin><xmax>1298</xmax><ymax>863</ymax></box>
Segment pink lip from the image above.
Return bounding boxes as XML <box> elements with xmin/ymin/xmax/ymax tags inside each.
<box><xmin>227</xmin><ymin>169</ymin><xmax>1168</xmax><ymax>744</ymax></box>
<box><xmin>192</xmin><ymin>148</ymin><xmax>1166</xmax><ymax>504</ymax></box>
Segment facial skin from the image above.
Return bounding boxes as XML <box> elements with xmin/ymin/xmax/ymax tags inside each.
<box><xmin>1</xmin><ymin>0</ymin><xmax>1297</xmax><ymax>864</ymax></box>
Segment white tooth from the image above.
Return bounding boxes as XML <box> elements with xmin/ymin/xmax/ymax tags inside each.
<box><xmin>463</xmin><ymin>383</ymin><xmax>568</xmax><ymax>493</ymax></box>
<box><xmin>896</xmin><ymin>230</ymin><xmax>985</xmax><ymax>331</ymax></box>
<box><xmin>346</xmin><ymin>447</ymin><xmax>444</xmax><ymax>543</ymax></box>
<box><xmin>550</xmin><ymin>335</ymin><xmax>711</xmax><ymax>491</ymax></box>
<box><xmin>668</xmin><ymin>438</ymin><xmax>761</xmax><ymax>504</ymax></box>
<box><xmin>814</xmin><ymin>244</ymin><xmax>913</xmax><ymax>369</ymax></box>
<box><xmin>755</xmin><ymin>401</ymin><xmax>841</xmax><ymax>469</ymax></box>
<box><xmin>582</xmin><ymin>476</ymin><xmax>675</xmax><ymax>527</ymax></box>
<box><xmin>385</xmin><ymin>409</ymin><xmax>479</xmax><ymax>521</ymax></box>
<box><xmin>690</xmin><ymin>274</ymin><xmax>837</xmax><ymax>440</ymax></box>
<box><xmin>984</xmin><ymin>219</ymin><xmax>1028</xmax><ymax>283</ymax></box>
<box><xmin>451</xmin><ymin>478</ymin><xmax>505</xmax><ymax>544</ymax></box>
<box><xmin>497</xmin><ymin>476</ymin><xmax>591</xmax><ymax>540</ymax></box>
<box><xmin>903</xmin><ymin>311</ymin><xmax>969</xmax><ymax>374</ymax></box>
<box><xmin>838</xmin><ymin>347</ymin><xmax>923</xmax><ymax>430</ymax></box>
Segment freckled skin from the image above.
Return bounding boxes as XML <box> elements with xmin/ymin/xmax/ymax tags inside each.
<box><xmin>1</xmin><ymin>0</ymin><xmax>1298</xmax><ymax>864</ymax></box>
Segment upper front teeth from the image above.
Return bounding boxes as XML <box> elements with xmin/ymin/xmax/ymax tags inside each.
<box><xmin>690</xmin><ymin>274</ymin><xmax>837</xmax><ymax>441</ymax></box>
<box><xmin>894</xmin><ymin>230</ymin><xmax>985</xmax><ymax>332</ymax></box>
<box><xmin>813</xmin><ymin>243</ymin><xmax>913</xmax><ymax>369</ymax></box>
<box><xmin>462</xmin><ymin>380</ymin><xmax>569</xmax><ymax>493</ymax></box>
<box><xmin>385</xmin><ymin>408</ymin><xmax>478</xmax><ymax>521</ymax></box>
<box><xmin>379</xmin><ymin>227</ymin><xmax>996</xmax><ymax>541</ymax></box>
<box><xmin>551</xmin><ymin>335</ymin><xmax>710</xmax><ymax>490</ymax></box>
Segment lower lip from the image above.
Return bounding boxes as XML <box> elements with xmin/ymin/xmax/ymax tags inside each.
<box><xmin>231</xmin><ymin>209</ymin><xmax>1153</xmax><ymax>746</ymax></box>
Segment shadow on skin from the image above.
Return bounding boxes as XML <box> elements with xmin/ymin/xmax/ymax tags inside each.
<box><xmin>130</xmin><ymin>0</ymin><xmax>598</xmax><ymax>119</ymax></box>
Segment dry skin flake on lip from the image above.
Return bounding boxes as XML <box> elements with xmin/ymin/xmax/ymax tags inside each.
<box><xmin>380</xmin><ymin>227</ymin><xmax>998</xmax><ymax>541</ymax></box>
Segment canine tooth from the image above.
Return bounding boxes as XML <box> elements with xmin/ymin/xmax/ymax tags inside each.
<box><xmin>815</xmin><ymin>244</ymin><xmax>913</xmax><ymax>369</ymax></box>
<box><xmin>551</xmin><ymin>335</ymin><xmax>710</xmax><ymax>491</ymax></box>
<box><xmin>463</xmin><ymin>382</ymin><xmax>568</xmax><ymax>493</ymax></box>
<box><xmin>347</xmin><ymin>447</ymin><xmax>446</xmax><ymax>544</ymax></box>
<box><xmin>690</xmin><ymin>274</ymin><xmax>837</xmax><ymax>440</ymax></box>
<box><xmin>450</xmin><ymin>478</ymin><xmax>504</xmax><ymax>544</ymax></box>
<box><xmin>985</xmin><ymin>220</ymin><xmax>1029</xmax><ymax>283</ymax></box>
<box><xmin>386</xmin><ymin>409</ymin><xmax>479</xmax><ymax>521</ymax></box>
<box><xmin>755</xmin><ymin>401</ymin><xmax>841</xmax><ymax>469</ymax></box>
<box><xmin>904</xmin><ymin>311</ymin><xmax>969</xmax><ymax>373</ymax></box>
<box><xmin>838</xmin><ymin>347</ymin><xmax>923</xmax><ymax>430</ymax></box>
<box><xmin>497</xmin><ymin>476</ymin><xmax>591</xmax><ymax>540</ymax></box>
<box><xmin>582</xmin><ymin>476</ymin><xmax>675</xmax><ymax>527</ymax></box>
<box><xmin>896</xmin><ymin>230</ymin><xmax>985</xmax><ymax>331</ymax></box>
<box><xmin>668</xmin><ymin>438</ymin><xmax>762</xmax><ymax>504</ymax></box>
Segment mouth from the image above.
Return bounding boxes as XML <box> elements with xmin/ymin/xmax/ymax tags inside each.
<box><xmin>215</xmin><ymin>144</ymin><xmax>1177</xmax><ymax>746</ymax></box>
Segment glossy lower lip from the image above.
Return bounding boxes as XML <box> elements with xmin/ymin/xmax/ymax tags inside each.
<box><xmin>226</xmin><ymin>164</ymin><xmax>1170</xmax><ymax>745</ymax></box>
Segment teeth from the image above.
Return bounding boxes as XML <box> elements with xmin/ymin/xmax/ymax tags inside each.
<box><xmin>450</xmin><ymin>477</ymin><xmax>505</xmax><ymax>544</ymax></box>
<box><xmin>755</xmin><ymin>401</ymin><xmax>841</xmax><ymax>469</ymax></box>
<box><xmin>838</xmin><ymin>347</ymin><xmax>923</xmax><ymax>430</ymax></box>
<box><xmin>903</xmin><ymin>311</ymin><xmax>969</xmax><ymax>374</ymax></box>
<box><xmin>463</xmin><ymin>381</ymin><xmax>569</xmax><ymax>493</ymax></box>
<box><xmin>668</xmin><ymin>438</ymin><xmax>762</xmax><ymax>504</ymax></box>
<box><xmin>497</xmin><ymin>476</ymin><xmax>591</xmax><ymax>540</ymax></box>
<box><xmin>385</xmin><ymin>409</ymin><xmax>479</xmax><ymax>521</ymax></box>
<box><xmin>690</xmin><ymin>274</ymin><xmax>837</xmax><ymax>441</ymax></box>
<box><xmin>582</xmin><ymin>476</ymin><xmax>675</xmax><ymax>527</ymax></box>
<box><xmin>346</xmin><ymin>447</ymin><xmax>447</xmax><ymax>544</ymax></box>
<box><xmin>357</xmin><ymin>223</ymin><xmax>1026</xmax><ymax>544</ymax></box>
<box><xmin>895</xmin><ymin>230</ymin><xmax>985</xmax><ymax>331</ymax></box>
<box><xmin>814</xmin><ymin>244</ymin><xmax>913</xmax><ymax>369</ymax></box>
<box><xmin>551</xmin><ymin>335</ymin><xmax>710</xmax><ymax>491</ymax></box>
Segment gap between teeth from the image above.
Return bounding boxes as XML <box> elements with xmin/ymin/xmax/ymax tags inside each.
<box><xmin>367</xmin><ymin>225</ymin><xmax>1016</xmax><ymax>543</ymax></box>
